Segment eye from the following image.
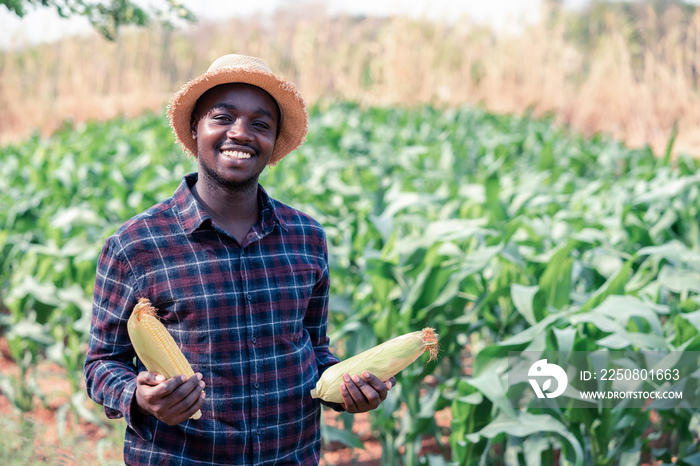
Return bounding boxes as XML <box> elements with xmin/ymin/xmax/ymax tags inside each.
<box><xmin>207</xmin><ymin>109</ymin><xmax>232</xmax><ymax>121</ymax></box>
<box><xmin>253</xmin><ymin>120</ymin><xmax>271</xmax><ymax>130</ymax></box>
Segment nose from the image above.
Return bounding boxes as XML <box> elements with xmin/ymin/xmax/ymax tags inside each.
<box><xmin>226</xmin><ymin>119</ymin><xmax>252</xmax><ymax>142</ymax></box>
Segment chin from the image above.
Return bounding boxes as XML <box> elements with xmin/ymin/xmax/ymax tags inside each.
<box><xmin>203</xmin><ymin>166</ymin><xmax>259</xmax><ymax>193</ymax></box>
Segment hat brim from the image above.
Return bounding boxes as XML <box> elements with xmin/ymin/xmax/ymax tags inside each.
<box><xmin>167</xmin><ymin>67</ymin><xmax>308</xmax><ymax>165</ymax></box>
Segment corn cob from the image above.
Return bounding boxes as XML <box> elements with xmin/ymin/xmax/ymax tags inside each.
<box><xmin>310</xmin><ymin>328</ymin><xmax>438</xmax><ymax>404</ymax></box>
<box><xmin>127</xmin><ymin>297</ymin><xmax>202</xmax><ymax>420</ymax></box>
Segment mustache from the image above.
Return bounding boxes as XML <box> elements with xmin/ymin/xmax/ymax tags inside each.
<box><xmin>217</xmin><ymin>142</ymin><xmax>260</xmax><ymax>157</ymax></box>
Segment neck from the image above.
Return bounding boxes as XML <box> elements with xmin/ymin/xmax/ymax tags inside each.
<box><xmin>192</xmin><ymin>172</ymin><xmax>259</xmax><ymax>226</ymax></box>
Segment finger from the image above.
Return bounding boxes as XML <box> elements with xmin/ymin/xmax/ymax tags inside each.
<box><xmin>148</xmin><ymin>375</ymin><xmax>203</xmax><ymax>420</ymax></box>
<box><xmin>139</xmin><ymin>375</ymin><xmax>187</xmax><ymax>413</ymax></box>
<box><xmin>341</xmin><ymin>374</ymin><xmax>365</xmax><ymax>404</ymax></box>
<box><xmin>341</xmin><ymin>374</ymin><xmax>378</xmax><ymax>412</ymax></box>
<box><xmin>169</xmin><ymin>379</ymin><xmax>205</xmax><ymax>419</ymax></box>
<box><xmin>150</xmin><ymin>374</ymin><xmax>190</xmax><ymax>398</ymax></box>
<box><xmin>164</xmin><ymin>374</ymin><xmax>204</xmax><ymax>401</ymax></box>
<box><xmin>361</xmin><ymin>371</ymin><xmax>389</xmax><ymax>401</ymax></box>
<box><xmin>340</xmin><ymin>381</ymin><xmax>359</xmax><ymax>413</ymax></box>
<box><xmin>385</xmin><ymin>376</ymin><xmax>397</xmax><ymax>391</ymax></box>
<box><xmin>137</xmin><ymin>371</ymin><xmax>166</xmax><ymax>386</ymax></box>
<box><xmin>351</xmin><ymin>374</ymin><xmax>382</xmax><ymax>407</ymax></box>
<box><xmin>166</xmin><ymin>391</ymin><xmax>205</xmax><ymax>426</ymax></box>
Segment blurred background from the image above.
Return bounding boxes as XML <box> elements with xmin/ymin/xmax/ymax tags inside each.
<box><xmin>3</xmin><ymin>0</ymin><xmax>700</xmax><ymax>156</ymax></box>
<box><xmin>3</xmin><ymin>1</ymin><xmax>700</xmax><ymax>465</ymax></box>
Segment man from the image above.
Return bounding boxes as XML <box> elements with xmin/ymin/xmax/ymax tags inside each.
<box><xmin>84</xmin><ymin>54</ymin><xmax>394</xmax><ymax>465</ymax></box>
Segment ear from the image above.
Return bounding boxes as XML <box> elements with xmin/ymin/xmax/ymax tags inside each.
<box><xmin>190</xmin><ymin>111</ymin><xmax>199</xmax><ymax>141</ymax></box>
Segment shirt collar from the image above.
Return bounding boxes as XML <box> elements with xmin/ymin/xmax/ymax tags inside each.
<box><xmin>175</xmin><ymin>173</ymin><xmax>288</xmax><ymax>236</ymax></box>
<box><xmin>257</xmin><ymin>184</ymin><xmax>289</xmax><ymax>235</ymax></box>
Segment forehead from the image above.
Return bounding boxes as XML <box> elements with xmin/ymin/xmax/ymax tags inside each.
<box><xmin>194</xmin><ymin>83</ymin><xmax>280</xmax><ymax>120</ymax></box>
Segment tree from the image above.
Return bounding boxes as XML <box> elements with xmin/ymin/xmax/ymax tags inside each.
<box><xmin>0</xmin><ymin>0</ymin><xmax>196</xmax><ymax>40</ymax></box>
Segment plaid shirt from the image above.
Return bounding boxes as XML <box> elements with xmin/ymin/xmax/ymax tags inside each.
<box><xmin>84</xmin><ymin>173</ymin><xmax>340</xmax><ymax>465</ymax></box>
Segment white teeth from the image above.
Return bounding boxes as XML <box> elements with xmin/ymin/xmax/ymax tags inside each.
<box><xmin>221</xmin><ymin>150</ymin><xmax>252</xmax><ymax>159</ymax></box>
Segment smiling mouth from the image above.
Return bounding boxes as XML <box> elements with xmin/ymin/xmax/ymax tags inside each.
<box><xmin>220</xmin><ymin>150</ymin><xmax>253</xmax><ymax>160</ymax></box>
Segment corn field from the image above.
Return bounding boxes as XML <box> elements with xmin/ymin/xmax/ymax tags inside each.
<box><xmin>2</xmin><ymin>99</ymin><xmax>700</xmax><ymax>464</ymax></box>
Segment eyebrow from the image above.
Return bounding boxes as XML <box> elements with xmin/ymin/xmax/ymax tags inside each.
<box><xmin>209</xmin><ymin>103</ymin><xmax>277</xmax><ymax>122</ymax></box>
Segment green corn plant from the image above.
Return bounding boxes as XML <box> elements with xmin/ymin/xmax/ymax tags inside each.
<box><xmin>2</xmin><ymin>102</ymin><xmax>700</xmax><ymax>464</ymax></box>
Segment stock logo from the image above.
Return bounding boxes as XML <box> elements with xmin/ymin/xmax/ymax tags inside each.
<box><xmin>528</xmin><ymin>359</ymin><xmax>568</xmax><ymax>398</ymax></box>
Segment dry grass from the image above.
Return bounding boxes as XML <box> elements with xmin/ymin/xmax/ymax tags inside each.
<box><xmin>2</xmin><ymin>4</ymin><xmax>700</xmax><ymax>156</ymax></box>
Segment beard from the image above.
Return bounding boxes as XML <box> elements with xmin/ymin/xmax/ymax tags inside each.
<box><xmin>198</xmin><ymin>152</ymin><xmax>262</xmax><ymax>195</ymax></box>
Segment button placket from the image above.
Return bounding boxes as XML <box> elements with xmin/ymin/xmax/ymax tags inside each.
<box><xmin>241</xmin><ymin>247</ymin><xmax>265</xmax><ymax>460</ymax></box>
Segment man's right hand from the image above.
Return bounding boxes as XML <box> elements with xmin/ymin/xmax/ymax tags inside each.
<box><xmin>134</xmin><ymin>371</ymin><xmax>205</xmax><ymax>425</ymax></box>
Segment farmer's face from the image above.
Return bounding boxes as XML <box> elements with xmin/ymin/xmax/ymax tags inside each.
<box><xmin>192</xmin><ymin>83</ymin><xmax>279</xmax><ymax>191</ymax></box>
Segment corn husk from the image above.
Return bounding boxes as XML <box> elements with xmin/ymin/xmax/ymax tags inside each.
<box><xmin>310</xmin><ymin>328</ymin><xmax>438</xmax><ymax>403</ymax></box>
<box><xmin>128</xmin><ymin>298</ymin><xmax>202</xmax><ymax>420</ymax></box>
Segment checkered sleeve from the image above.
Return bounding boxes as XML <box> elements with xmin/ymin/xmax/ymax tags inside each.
<box><xmin>305</xmin><ymin>230</ymin><xmax>341</xmax><ymax>376</ymax></box>
<box><xmin>83</xmin><ymin>235</ymin><xmax>151</xmax><ymax>441</ymax></box>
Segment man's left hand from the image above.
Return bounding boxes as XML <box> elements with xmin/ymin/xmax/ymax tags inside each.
<box><xmin>340</xmin><ymin>371</ymin><xmax>396</xmax><ymax>413</ymax></box>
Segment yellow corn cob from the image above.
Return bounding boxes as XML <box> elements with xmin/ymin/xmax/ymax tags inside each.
<box><xmin>310</xmin><ymin>328</ymin><xmax>438</xmax><ymax>404</ymax></box>
<box><xmin>127</xmin><ymin>297</ymin><xmax>202</xmax><ymax>420</ymax></box>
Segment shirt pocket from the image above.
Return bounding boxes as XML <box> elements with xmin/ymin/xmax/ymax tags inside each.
<box><xmin>268</xmin><ymin>265</ymin><xmax>318</xmax><ymax>343</ymax></box>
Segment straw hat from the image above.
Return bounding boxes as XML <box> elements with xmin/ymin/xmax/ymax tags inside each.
<box><xmin>167</xmin><ymin>54</ymin><xmax>308</xmax><ymax>165</ymax></box>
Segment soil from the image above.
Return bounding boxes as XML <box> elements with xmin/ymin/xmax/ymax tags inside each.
<box><xmin>320</xmin><ymin>405</ymin><xmax>452</xmax><ymax>466</ymax></box>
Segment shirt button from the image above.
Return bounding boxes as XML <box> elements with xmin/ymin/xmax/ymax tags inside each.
<box><xmin>245</xmin><ymin>294</ymin><xmax>252</xmax><ymax>301</ymax></box>
<box><xmin>254</xmin><ymin>382</ymin><xmax>260</xmax><ymax>389</ymax></box>
<box><xmin>256</xmin><ymin>428</ymin><xmax>262</xmax><ymax>435</ymax></box>
<box><xmin>251</xmin><ymin>336</ymin><xmax>257</xmax><ymax>344</ymax></box>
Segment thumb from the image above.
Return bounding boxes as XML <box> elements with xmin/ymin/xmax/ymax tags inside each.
<box><xmin>137</xmin><ymin>371</ymin><xmax>166</xmax><ymax>386</ymax></box>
